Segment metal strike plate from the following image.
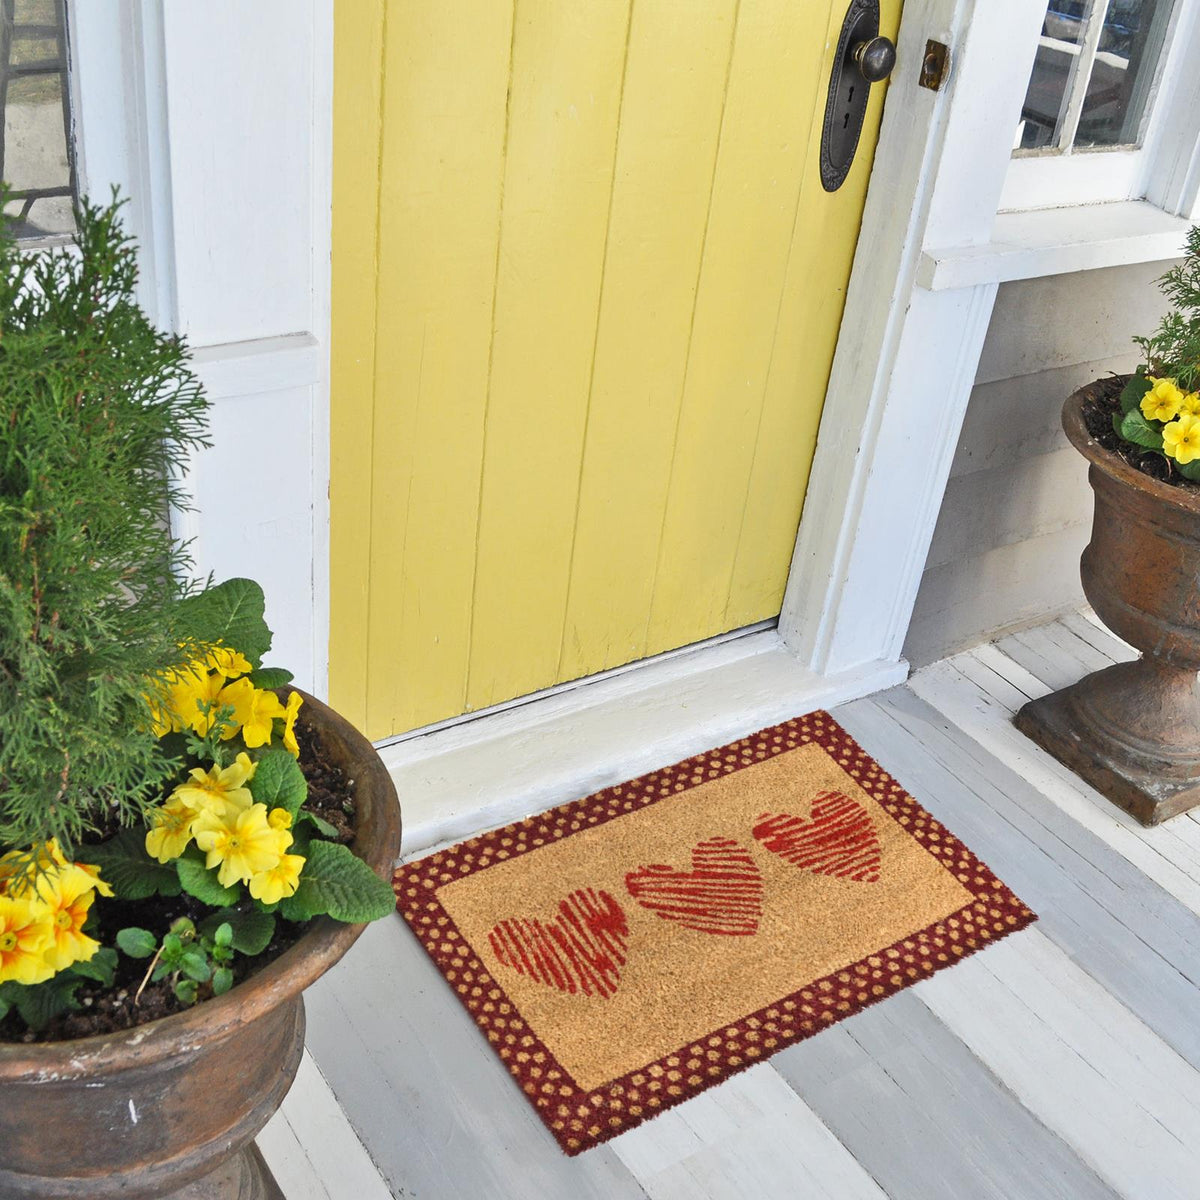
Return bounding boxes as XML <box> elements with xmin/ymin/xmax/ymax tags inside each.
<box><xmin>820</xmin><ymin>0</ymin><xmax>895</xmax><ymax>192</ymax></box>
<box><xmin>919</xmin><ymin>39</ymin><xmax>949</xmax><ymax>91</ymax></box>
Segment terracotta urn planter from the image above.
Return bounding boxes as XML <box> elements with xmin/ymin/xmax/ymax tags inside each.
<box><xmin>1016</xmin><ymin>378</ymin><xmax>1200</xmax><ymax>825</ymax></box>
<box><xmin>0</xmin><ymin>691</ymin><xmax>401</xmax><ymax>1199</ymax></box>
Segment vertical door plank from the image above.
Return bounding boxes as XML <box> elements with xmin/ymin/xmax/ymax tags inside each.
<box><xmin>363</xmin><ymin>0</ymin><xmax>516</xmax><ymax>738</ymax></box>
<box><xmin>645</xmin><ymin>0</ymin><xmax>835</xmax><ymax>655</ymax></box>
<box><xmin>329</xmin><ymin>0</ymin><xmax>386</xmax><ymax>732</ymax></box>
<box><xmin>725</xmin><ymin>0</ymin><xmax>903</xmax><ymax>629</ymax></box>
<box><xmin>464</xmin><ymin>0</ymin><xmax>633</xmax><ymax>712</ymax></box>
<box><xmin>559</xmin><ymin>0</ymin><xmax>741</xmax><ymax>683</ymax></box>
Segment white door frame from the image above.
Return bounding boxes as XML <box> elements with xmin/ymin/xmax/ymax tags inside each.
<box><xmin>66</xmin><ymin>0</ymin><xmax>1043</xmax><ymax>706</ymax></box>
<box><xmin>62</xmin><ymin>0</ymin><xmax>1197</xmax><ymax>845</ymax></box>
<box><xmin>68</xmin><ymin>0</ymin><xmax>333</xmax><ymax>697</ymax></box>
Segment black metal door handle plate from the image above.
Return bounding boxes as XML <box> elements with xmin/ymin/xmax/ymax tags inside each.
<box><xmin>820</xmin><ymin>0</ymin><xmax>896</xmax><ymax>192</ymax></box>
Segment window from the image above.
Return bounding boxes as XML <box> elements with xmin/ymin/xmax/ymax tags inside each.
<box><xmin>0</xmin><ymin>0</ymin><xmax>76</xmax><ymax>239</ymax></box>
<box><xmin>1001</xmin><ymin>0</ymin><xmax>1198</xmax><ymax>212</ymax></box>
<box><xmin>1016</xmin><ymin>0</ymin><xmax>1175</xmax><ymax>154</ymax></box>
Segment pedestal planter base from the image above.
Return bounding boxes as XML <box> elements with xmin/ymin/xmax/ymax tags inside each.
<box><xmin>1016</xmin><ymin>658</ymin><xmax>1200</xmax><ymax>826</ymax></box>
<box><xmin>168</xmin><ymin>1147</ymin><xmax>283</xmax><ymax>1200</ymax></box>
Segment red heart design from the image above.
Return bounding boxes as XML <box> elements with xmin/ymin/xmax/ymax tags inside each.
<box><xmin>753</xmin><ymin>791</ymin><xmax>881</xmax><ymax>882</ymax></box>
<box><xmin>488</xmin><ymin>888</ymin><xmax>629</xmax><ymax>999</ymax></box>
<box><xmin>625</xmin><ymin>837</ymin><xmax>763</xmax><ymax>936</ymax></box>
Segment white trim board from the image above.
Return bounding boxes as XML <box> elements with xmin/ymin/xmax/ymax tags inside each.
<box><xmin>920</xmin><ymin>200</ymin><xmax>1191</xmax><ymax>290</ymax></box>
<box><xmin>382</xmin><ymin>630</ymin><xmax>908</xmax><ymax>857</ymax></box>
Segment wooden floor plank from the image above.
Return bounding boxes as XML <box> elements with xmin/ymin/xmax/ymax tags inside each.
<box><xmin>303</xmin><ymin>917</ymin><xmax>649</xmax><ymax>1200</ymax></box>
<box><xmin>834</xmin><ymin>690</ymin><xmax>1200</xmax><ymax>1069</ymax></box>
<box><xmin>1057</xmin><ymin>609</ymin><xmax>1135</xmax><ymax>663</ymax></box>
<box><xmin>617</xmin><ymin>1065</ymin><xmax>888</xmax><ymax>1200</ymax></box>
<box><xmin>996</xmin><ymin>622</ymin><xmax>1103</xmax><ymax>691</ymax></box>
<box><xmin>908</xmin><ymin>656</ymin><xmax>1200</xmax><ymax>914</ymax></box>
<box><xmin>774</xmin><ymin>989</ymin><xmax>1120</xmax><ymax>1200</ymax></box>
<box><xmin>917</xmin><ymin>931</ymin><xmax>1200</xmax><ymax>1200</ymax></box>
<box><xmin>258</xmin><ymin>1051</ymin><xmax>391</xmax><ymax>1200</ymax></box>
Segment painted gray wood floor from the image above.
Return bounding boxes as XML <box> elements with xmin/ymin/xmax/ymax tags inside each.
<box><xmin>299</xmin><ymin>613</ymin><xmax>1200</xmax><ymax>1200</ymax></box>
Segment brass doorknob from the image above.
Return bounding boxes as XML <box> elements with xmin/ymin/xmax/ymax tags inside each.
<box><xmin>852</xmin><ymin>35</ymin><xmax>897</xmax><ymax>83</ymax></box>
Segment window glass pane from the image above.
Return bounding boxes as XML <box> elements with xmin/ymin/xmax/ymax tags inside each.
<box><xmin>1016</xmin><ymin>2</ymin><xmax>1090</xmax><ymax>151</ymax></box>
<box><xmin>1</xmin><ymin>0</ymin><xmax>76</xmax><ymax>239</ymax></box>
<box><xmin>1074</xmin><ymin>0</ymin><xmax>1173</xmax><ymax>148</ymax></box>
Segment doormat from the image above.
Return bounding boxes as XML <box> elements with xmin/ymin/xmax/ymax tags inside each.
<box><xmin>393</xmin><ymin>711</ymin><xmax>1036</xmax><ymax>1155</ymax></box>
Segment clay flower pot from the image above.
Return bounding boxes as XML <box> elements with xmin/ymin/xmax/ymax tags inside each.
<box><xmin>0</xmin><ymin>691</ymin><xmax>401</xmax><ymax>1199</ymax></box>
<box><xmin>1016</xmin><ymin>378</ymin><xmax>1200</xmax><ymax>825</ymax></box>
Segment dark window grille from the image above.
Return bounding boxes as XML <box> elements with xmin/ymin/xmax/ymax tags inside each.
<box><xmin>0</xmin><ymin>0</ymin><xmax>76</xmax><ymax>239</ymax></box>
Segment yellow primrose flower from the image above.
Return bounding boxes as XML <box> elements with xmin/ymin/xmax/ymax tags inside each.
<box><xmin>193</xmin><ymin>804</ymin><xmax>293</xmax><ymax>888</ymax></box>
<box><xmin>30</xmin><ymin>866</ymin><xmax>103</xmax><ymax>972</ymax></box>
<box><xmin>217</xmin><ymin>678</ymin><xmax>287</xmax><ymax>748</ymax></box>
<box><xmin>268</xmin><ymin>807</ymin><xmax>293</xmax><ymax>832</ymax></box>
<box><xmin>282</xmin><ymin>690</ymin><xmax>303</xmax><ymax>757</ymax></box>
<box><xmin>73</xmin><ymin>856</ymin><xmax>114</xmax><ymax>898</ymax></box>
<box><xmin>202</xmin><ymin>643</ymin><xmax>253</xmax><ymax>680</ymax></box>
<box><xmin>166</xmin><ymin>663</ymin><xmax>227</xmax><ymax>736</ymax></box>
<box><xmin>1142</xmin><ymin>376</ymin><xmax>1186</xmax><ymax>423</ymax></box>
<box><xmin>145</xmin><ymin>797</ymin><xmax>199</xmax><ymax>864</ymax></box>
<box><xmin>1163</xmin><ymin>412</ymin><xmax>1200</xmax><ymax>464</ymax></box>
<box><xmin>145</xmin><ymin>690</ymin><xmax>179</xmax><ymax>738</ymax></box>
<box><xmin>0</xmin><ymin>840</ymin><xmax>68</xmax><ymax>893</ymax></box>
<box><xmin>248</xmin><ymin>853</ymin><xmax>306</xmax><ymax>905</ymax></box>
<box><xmin>171</xmin><ymin>753</ymin><xmax>257</xmax><ymax>820</ymax></box>
<box><xmin>0</xmin><ymin>895</ymin><xmax>54</xmax><ymax>985</ymax></box>
<box><xmin>1180</xmin><ymin>390</ymin><xmax>1200</xmax><ymax>417</ymax></box>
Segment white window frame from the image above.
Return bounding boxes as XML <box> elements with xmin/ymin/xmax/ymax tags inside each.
<box><xmin>1001</xmin><ymin>0</ymin><xmax>1200</xmax><ymax>214</ymax></box>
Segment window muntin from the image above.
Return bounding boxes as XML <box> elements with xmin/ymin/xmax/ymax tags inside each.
<box><xmin>1015</xmin><ymin>0</ymin><xmax>1175</xmax><ymax>156</ymax></box>
<box><xmin>0</xmin><ymin>0</ymin><xmax>76</xmax><ymax>239</ymax></box>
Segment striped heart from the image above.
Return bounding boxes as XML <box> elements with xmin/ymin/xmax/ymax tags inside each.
<box><xmin>753</xmin><ymin>791</ymin><xmax>881</xmax><ymax>883</ymax></box>
<box><xmin>488</xmin><ymin>888</ymin><xmax>629</xmax><ymax>999</ymax></box>
<box><xmin>625</xmin><ymin>837</ymin><xmax>763</xmax><ymax>936</ymax></box>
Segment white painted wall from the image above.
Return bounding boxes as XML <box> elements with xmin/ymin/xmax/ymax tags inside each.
<box><xmin>904</xmin><ymin>259</ymin><xmax>1180</xmax><ymax>666</ymax></box>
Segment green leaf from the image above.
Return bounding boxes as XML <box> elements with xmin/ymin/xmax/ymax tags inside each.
<box><xmin>249</xmin><ymin>747</ymin><xmax>307</xmax><ymax>817</ymax></box>
<box><xmin>212</xmin><ymin>967</ymin><xmax>234</xmax><ymax>996</ymax></box>
<box><xmin>174</xmin><ymin>978</ymin><xmax>200</xmax><ymax>1005</ymax></box>
<box><xmin>1176</xmin><ymin>457</ymin><xmax>1200</xmax><ymax>481</ymax></box>
<box><xmin>179</xmin><ymin>947</ymin><xmax>212</xmax><ymax>982</ymax></box>
<box><xmin>1119</xmin><ymin>374</ymin><xmax>1152</xmax><ymax>414</ymax></box>
<box><xmin>213</xmin><ymin>922</ymin><xmax>233</xmax><ymax>949</ymax></box>
<box><xmin>246</xmin><ymin>667</ymin><xmax>294</xmax><ymax>689</ymax></box>
<box><xmin>70</xmin><ymin>946</ymin><xmax>118</xmax><ymax>986</ymax></box>
<box><xmin>176</xmin><ymin>855</ymin><xmax>241</xmax><ymax>907</ymax></box>
<box><xmin>296</xmin><ymin>810</ymin><xmax>339</xmax><ymax>839</ymax></box>
<box><xmin>199</xmin><ymin>906</ymin><xmax>276</xmax><ymax>956</ymax></box>
<box><xmin>278</xmin><ymin>840</ymin><xmax>395</xmax><ymax>925</ymax></box>
<box><xmin>116</xmin><ymin>927</ymin><xmax>158</xmax><ymax>959</ymax></box>
<box><xmin>0</xmin><ymin>988</ymin><xmax>11</xmax><ymax>1022</ymax></box>
<box><xmin>6</xmin><ymin>975</ymin><xmax>84</xmax><ymax>1032</ymax></box>
<box><xmin>83</xmin><ymin>829</ymin><xmax>182</xmax><ymax>900</ymax></box>
<box><xmin>177</xmin><ymin>578</ymin><xmax>273</xmax><ymax>667</ymax></box>
<box><xmin>1118</xmin><ymin>408</ymin><xmax>1165</xmax><ymax>450</ymax></box>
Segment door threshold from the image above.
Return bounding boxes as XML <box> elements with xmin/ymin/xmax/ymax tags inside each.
<box><xmin>373</xmin><ymin>619</ymin><xmax>778</xmax><ymax>750</ymax></box>
<box><xmin>379</xmin><ymin>632</ymin><xmax>908</xmax><ymax>858</ymax></box>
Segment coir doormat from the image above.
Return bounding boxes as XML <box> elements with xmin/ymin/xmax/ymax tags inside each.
<box><xmin>394</xmin><ymin>711</ymin><xmax>1036</xmax><ymax>1154</ymax></box>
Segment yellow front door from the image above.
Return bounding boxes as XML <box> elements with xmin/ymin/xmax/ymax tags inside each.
<box><xmin>331</xmin><ymin>0</ymin><xmax>900</xmax><ymax>741</ymax></box>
